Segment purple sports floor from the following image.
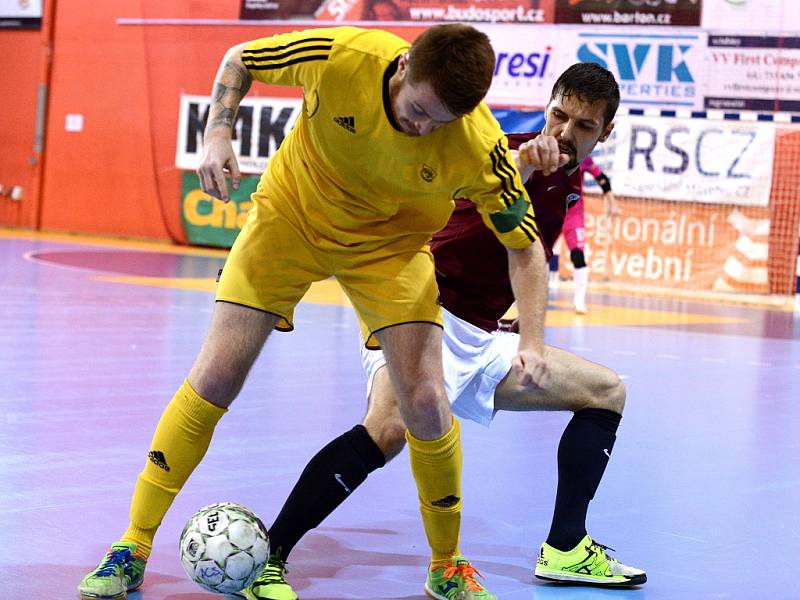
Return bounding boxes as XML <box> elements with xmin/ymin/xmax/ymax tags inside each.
<box><xmin>2</xmin><ymin>230</ymin><xmax>799</xmax><ymax>600</ymax></box>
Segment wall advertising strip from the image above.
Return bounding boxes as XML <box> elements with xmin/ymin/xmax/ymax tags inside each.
<box><xmin>176</xmin><ymin>95</ymin><xmax>303</xmax><ymax>175</ymax></box>
<box><xmin>597</xmin><ymin>114</ymin><xmax>776</xmax><ymax>206</ymax></box>
<box><xmin>559</xmin><ymin>195</ymin><xmax>771</xmax><ymax>293</ymax></box>
<box><xmin>704</xmin><ymin>35</ymin><xmax>800</xmax><ymax>112</ymax></box>
<box><xmin>572</xmin><ymin>29</ymin><xmax>706</xmax><ymax>110</ymax></box>
<box><xmin>554</xmin><ymin>0</ymin><xmax>702</xmax><ymax>27</ymax></box>
<box><xmin>701</xmin><ymin>0</ymin><xmax>792</xmax><ymax>33</ymax></box>
<box><xmin>0</xmin><ymin>0</ymin><xmax>42</xmax><ymax>28</ymax></box>
<box><xmin>313</xmin><ymin>0</ymin><xmax>552</xmax><ymax>23</ymax></box>
<box><xmin>480</xmin><ymin>25</ymin><xmax>709</xmax><ymax>111</ymax></box>
<box><xmin>240</xmin><ymin>0</ymin><xmax>326</xmax><ymax>19</ymax></box>
<box><xmin>181</xmin><ymin>173</ymin><xmax>259</xmax><ymax>248</ymax></box>
<box><xmin>477</xmin><ymin>23</ymin><xmax>562</xmax><ymax>107</ymax></box>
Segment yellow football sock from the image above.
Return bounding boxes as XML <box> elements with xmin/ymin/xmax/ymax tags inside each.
<box><xmin>122</xmin><ymin>380</ymin><xmax>226</xmax><ymax>558</ymax></box>
<box><xmin>406</xmin><ymin>417</ymin><xmax>463</xmax><ymax>563</ymax></box>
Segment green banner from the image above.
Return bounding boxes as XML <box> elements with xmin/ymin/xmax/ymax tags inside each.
<box><xmin>181</xmin><ymin>172</ymin><xmax>258</xmax><ymax>248</ymax></box>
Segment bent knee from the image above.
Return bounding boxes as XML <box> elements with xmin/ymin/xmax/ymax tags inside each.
<box><xmin>189</xmin><ymin>363</ymin><xmax>249</xmax><ymax>406</ymax></box>
<box><xmin>575</xmin><ymin>369</ymin><xmax>626</xmax><ymax>415</ymax></box>
<box><xmin>401</xmin><ymin>383</ymin><xmax>448</xmax><ymax>419</ymax></box>
<box><xmin>594</xmin><ymin>373</ymin><xmax>626</xmax><ymax>414</ymax></box>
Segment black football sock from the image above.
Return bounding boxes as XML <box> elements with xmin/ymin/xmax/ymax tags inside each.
<box><xmin>546</xmin><ymin>408</ymin><xmax>621</xmax><ymax>552</ymax></box>
<box><xmin>268</xmin><ymin>424</ymin><xmax>385</xmax><ymax>560</ymax></box>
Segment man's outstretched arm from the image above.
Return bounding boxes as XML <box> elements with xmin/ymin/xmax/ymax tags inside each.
<box><xmin>197</xmin><ymin>42</ymin><xmax>251</xmax><ymax>202</ymax></box>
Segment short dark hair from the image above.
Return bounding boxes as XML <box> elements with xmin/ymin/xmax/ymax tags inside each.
<box><xmin>550</xmin><ymin>63</ymin><xmax>620</xmax><ymax>125</ymax></box>
<box><xmin>407</xmin><ymin>24</ymin><xmax>495</xmax><ymax>117</ymax></box>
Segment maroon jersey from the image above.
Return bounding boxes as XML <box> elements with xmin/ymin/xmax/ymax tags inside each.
<box><xmin>431</xmin><ymin>132</ymin><xmax>582</xmax><ymax>332</ymax></box>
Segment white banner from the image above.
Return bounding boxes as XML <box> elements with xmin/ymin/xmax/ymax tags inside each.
<box><xmin>704</xmin><ymin>34</ymin><xmax>800</xmax><ymax>112</ymax></box>
<box><xmin>597</xmin><ymin>115</ymin><xmax>776</xmax><ymax>206</ymax></box>
<box><xmin>176</xmin><ymin>94</ymin><xmax>303</xmax><ymax>175</ymax></box>
<box><xmin>0</xmin><ymin>0</ymin><xmax>41</xmax><ymax>17</ymax></box>
<box><xmin>570</xmin><ymin>28</ymin><xmax>707</xmax><ymax>110</ymax></box>
<box><xmin>701</xmin><ymin>0</ymin><xmax>793</xmax><ymax>32</ymax></box>
<box><xmin>0</xmin><ymin>0</ymin><xmax>42</xmax><ymax>27</ymax></box>
<box><xmin>476</xmin><ymin>23</ymin><xmax>568</xmax><ymax>108</ymax></box>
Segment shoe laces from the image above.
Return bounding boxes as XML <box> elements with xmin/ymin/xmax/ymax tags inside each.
<box><xmin>94</xmin><ymin>547</ymin><xmax>131</xmax><ymax>577</ymax></box>
<box><xmin>435</xmin><ymin>560</ymin><xmax>486</xmax><ymax>592</ymax></box>
<box><xmin>590</xmin><ymin>539</ymin><xmax>618</xmax><ymax>562</ymax></box>
<box><xmin>255</xmin><ymin>555</ymin><xmax>289</xmax><ymax>585</ymax></box>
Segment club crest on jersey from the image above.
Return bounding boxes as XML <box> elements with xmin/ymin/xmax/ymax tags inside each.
<box><xmin>420</xmin><ymin>164</ymin><xmax>437</xmax><ymax>182</ymax></box>
<box><xmin>566</xmin><ymin>193</ymin><xmax>580</xmax><ymax>208</ymax></box>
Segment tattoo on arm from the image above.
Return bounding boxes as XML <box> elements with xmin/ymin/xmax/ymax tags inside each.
<box><xmin>207</xmin><ymin>59</ymin><xmax>253</xmax><ymax>133</ymax></box>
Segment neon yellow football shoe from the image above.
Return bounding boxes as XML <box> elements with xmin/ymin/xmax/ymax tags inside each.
<box><xmin>424</xmin><ymin>554</ymin><xmax>496</xmax><ymax>600</ymax></box>
<box><xmin>534</xmin><ymin>535</ymin><xmax>646</xmax><ymax>587</ymax></box>
<box><xmin>77</xmin><ymin>541</ymin><xmax>146</xmax><ymax>600</ymax></box>
<box><xmin>242</xmin><ymin>554</ymin><xmax>298</xmax><ymax>600</ymax></box>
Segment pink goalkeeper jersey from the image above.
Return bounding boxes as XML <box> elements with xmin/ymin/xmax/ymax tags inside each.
<box><xmin>562</xmin><ymin>156</ymin><xmax>605</xmax><ymax>250</ymax></box>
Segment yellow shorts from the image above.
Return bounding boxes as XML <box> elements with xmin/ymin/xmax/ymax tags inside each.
<box><xmin>216</xmin><ymin>197</ymin><xmax>442</xmax><ymax>348</ymax></box>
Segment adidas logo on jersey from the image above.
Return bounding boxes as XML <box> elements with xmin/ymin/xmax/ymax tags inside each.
<box><xmin>333</xmin><ymin>115</ymin><xmax>355</xmax><ymax>133</ymax></box>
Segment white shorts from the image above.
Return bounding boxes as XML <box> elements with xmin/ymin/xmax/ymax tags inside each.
<box><xmin>360</xmin><ymin>308</ymin><xmax>519</xmax><ymax>427</ymax></box>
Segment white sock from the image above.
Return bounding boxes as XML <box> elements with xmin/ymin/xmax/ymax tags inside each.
<box><xmin>573</xmin><ymin>267</ymin><xmax>589</xmax><ymax>312</ymax></box>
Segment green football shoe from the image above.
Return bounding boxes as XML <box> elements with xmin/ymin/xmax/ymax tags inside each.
<box><xmin>242</xmin><ymin>554</ymin><xmax>298</xmax><ymax>600</ymax></box>
<box><xmin>77</xmin><ymin>541</ymin><xmax>147</xmax><ymax>600</ymax></box>
<box><xmin>534</xmin><ymin>535</ymin><xmax>646</xmax><ymax>587</ymax></box>
<box><xmin>424</xmin><ymin>554</ymin><xmax>496</xmax><ymax>600</ymax></box>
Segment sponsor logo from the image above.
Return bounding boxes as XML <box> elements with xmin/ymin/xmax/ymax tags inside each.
<box><xmin>577</xmin><ymin>34</ymin><xmax>699</xmax><ymax>107</ymax></box>
<box><xmin>408</xmin><ymin>4</ymin><xmax>545</xmax><ymax>23</ymax></box>
<box><xmin>187</xmin><ymin>539</ymin><xmax>201</xmax><ymax>559</ymax></box>
<box><xmin>333</xmin><ymin>115</ymin><xmax>356</xmax><ymax>133</ymax></box>
<box><xmin>560</xmin><ymin>0</ymin><xmax>701</xmax><ymax>26</ymax></box>
<box><xmin>578</xmin><ymin>40</ymin><xmax>694</xmax><ymax>83</ymax></box>
<box><xmin>569</xmin><ymin>0</ymin><xmax>691</xmax><ymax>5</ymax></box>
<box><xmin>495</xmin><ymin>46</ymin><xmax>552</xmax><ymax>80</ymax></box>
<box><xmin>205</xmin><ymin>511</ymin><xmax>221</xmax><ymax>532</ymax></box>
<box><xmin>604</xmin><ymin>448</ymin><xmax>612</xmax><ymax>457</ymax></box>
<box><xmin>177</xmin><ymin>95</ymin><xmax>303</xmax><ymax>175</ymax></box>
<box><xmin>431</xmin><ymin>494</ymin><xmax>460</xmax><ymax>508</ymax></box>
<box><xmin>148</xmin><ymin>450</ymin><xmax>170</xmax><ymax>472</ymax></box>
<box><xmin>334</xmin><ymin>473</ymin><xmax>351</xmax><ymax>493</ymax></box>
<box><xmin>438</xmin><ymin>581</ymin><xmax>459</xmax><ymax>594</ymax></box>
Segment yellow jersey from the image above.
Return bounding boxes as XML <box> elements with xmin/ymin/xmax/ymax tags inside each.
<box><xmin>242</xmin><ymin>26</ymin><xmax>539</xmax><ymax>253</ymax></box>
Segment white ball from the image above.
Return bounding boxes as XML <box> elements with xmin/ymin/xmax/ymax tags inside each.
<box><xmin>179</xmin><ymin>502</ymin><xmax>270</xmax><ymax>594</ymax></box>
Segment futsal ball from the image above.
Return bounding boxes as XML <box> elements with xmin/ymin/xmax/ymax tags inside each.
<box><xmin>179</xmin><ymin>502</ymin><xmax>270</xmax><ymax>594</ymax></box>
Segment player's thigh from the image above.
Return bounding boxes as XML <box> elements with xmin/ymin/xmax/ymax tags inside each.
<box><xmin>217</xmin><ymin>197</ymin><xmax>329</xmax><ymax>332</ymax></box>
<box><xmin>376</xmin><ymin>322</ymin><xmax>444</xmax><ymax>395</ymax></box>
<box><xmin>337</xmin><ymin>246</ymin><xmax>441</xmax><ymax>349</ymax></box>
<box><xmin>189</xmin><ymin>300</ymin><xmax>279</xmax><ymax>406</ymax></box>
<box><xmin>494</xmin><ymin>344</ymin><xmax>623</xmax><ymax>413</ymax></box>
